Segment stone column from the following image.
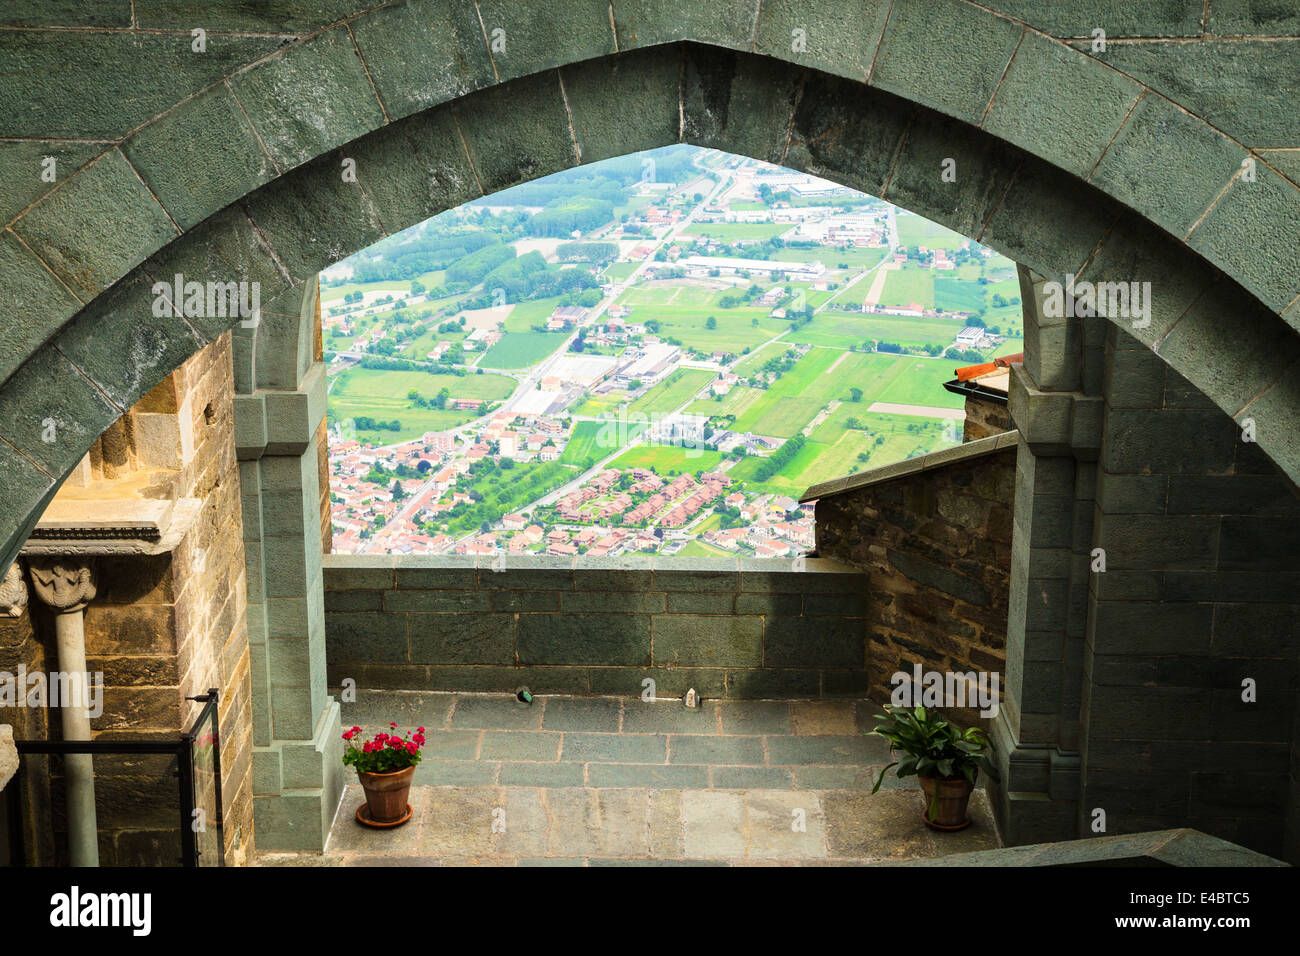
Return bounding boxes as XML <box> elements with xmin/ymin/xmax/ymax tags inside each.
<box><xmin>26</xmin><ymin>556</ymin><xmax>100</xmax><ymax>866</ymax></box>
<box><xmin>991</xmin><ymin>266</ymin><xmax>1105</xmax><ymax>845</ymax></box>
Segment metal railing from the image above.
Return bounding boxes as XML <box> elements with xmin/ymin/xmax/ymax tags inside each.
<box><xmin>4</xmin><ymin>688</ymin><xmax>223</xmax><ymax>867</ymax></box>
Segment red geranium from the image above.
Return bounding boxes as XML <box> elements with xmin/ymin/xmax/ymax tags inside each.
<box><xmin>342</xmin><ymin>723</ymin><xmax>425</xmax><ymax>774</ymax></box>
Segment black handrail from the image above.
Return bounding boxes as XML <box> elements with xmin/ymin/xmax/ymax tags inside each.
<box><xmin>4</xmin><ymin>688</ymin><xmax>222</xmax><ymax>867</ymax></box>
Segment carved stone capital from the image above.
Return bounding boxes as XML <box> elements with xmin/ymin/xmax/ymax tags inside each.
<box><xmin>0</xmin><ymin>562</ymin><xmax>27</xmax><ymax>617</ymax></box>
<box><xmin>26</xmin><ymin>556</ymin><xmax>97</xmax><ymax>614</ymax></box>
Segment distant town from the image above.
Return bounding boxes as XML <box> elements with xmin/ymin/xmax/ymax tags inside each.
<box><xmin>322</xmin><ymin>146</ymin><xmax>1024</xmax><ymax>559</ymax></box>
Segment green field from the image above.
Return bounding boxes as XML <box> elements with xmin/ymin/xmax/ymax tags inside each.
<box><xmin>328</xmin><ymin>366</ymin><xmax>515</xmax><ymax>443</ymax></box>
<box><xmin>677</xmin><ymin>539</ymin><xmax>734</xmax><ymax>557</ymax></box>
<box><xmin>608</xmin><ymin>444</ymin><xmax>725</xmax><ymax>474</ymax></box>
<box><xmin>626</xmin><ymin>368</ymin><xmax>714</xmax><ymax>416</ymax></box>
<box><xmin>896</xmin><ymin>215</ymin><xmax>971</xmax><ymax>252</ymax></box>
<box><xmin>878</xmin><ymin>265</ymin><xmax>935</xmax><ymax>309</ymax></box>
<box><xmin>788</xmin><ymin>312</ymin><xmax>966</xmax><ymax>349</ymax></box>
<box><xmin>684</xmin><ymin>222</ymin><xmax>790</xmax><ymax>240</ymax></box>
<box><xmin>872</xmin><ymin>358</ymin><xmax>967</xmax><ymax>409</ymax></box>
<box><xmin>559</xmin><ymin>419</ymin><xmax>646</xmax><ymax>467</ymax></box>
<box><xmin>480</xmin><ymin>332</ymin><xmax>567</xmax><ymax>369</ymax></box>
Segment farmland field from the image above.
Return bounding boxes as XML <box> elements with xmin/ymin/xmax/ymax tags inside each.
<box><xmin>608</xmin><ymin>444</ymin><xmax>726</xmax><ymax>474</ymax></box>
<box><xmin>480</xmin><ymin>332</ymin><xmax>567</xmax><ymax>369</ymax></box>
<box><xmin>878</xmin><ymin>265</ymin><xmax>935</xmax><ymax>309</ymax></box>
<box><xmin>328</xmin><ymin>366</ymin><xmax>515</xmax><ymax>442</ymax></box>
<box><xmin>559</xmin><ymin>419</ymin><xmax>646</xmax><ymax>467</ymax></box>
<box><xmin>627</xmin><ymin>368</ymin><xmax>715</xmax><ymax>416</ymax></box>
<box><xmin>896</xmin><ymin>215</ymin><xmax>971</xmax><ymax>251</ymax></box>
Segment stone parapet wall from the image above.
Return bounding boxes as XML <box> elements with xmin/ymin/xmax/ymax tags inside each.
<box><xmin>324</xmin><ymin>555</ymin><xmax>869</xmax><ymax>700</ymax></box>
<box><xmin>808</xmin><ymin>434</ymin><xmax>1018</xmax><ymax>717</ymax></box>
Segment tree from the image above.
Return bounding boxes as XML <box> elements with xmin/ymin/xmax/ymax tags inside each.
<box><xmin>390</xmin><ymin>479</ymin><xmax>407</xmax><ymax>501</ymax></box>
<box><xmin>705</xmin><ymin>316</ymin><xmax>717</xmax><ymax>330</ymax></box>
<box><xmin>849</xmin><ymin>386</ymin><xmax>863</xmax><ymax>403</ymax></box>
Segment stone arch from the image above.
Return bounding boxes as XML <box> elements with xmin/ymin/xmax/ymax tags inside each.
<box><xmin>3</xmin><ymin>35</ymin><xmax>1298</xmax><ymax>572</ymax></box>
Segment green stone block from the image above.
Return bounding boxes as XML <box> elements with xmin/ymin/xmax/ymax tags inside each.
<box><xmin>982</xmin><ymin>155</ymin><xmax>1120</xmax><ymax>280</ymax></box>
<box><xmin>422</xmin><ymin>665</ymin><xmax>591</xmax><ymax>695</ymax></box>
<box><xmin>477</xmin><ymin>556</ymin><xmax>572</xmax><ymax>589</ymax></box>
<box><xmin>498</xmin><ymin>762</ymin><xmax>586</xmax><ymax>787</ymax></box>
<box><xmin>668</xmin><ymin>735</ymin><xmax>765</xmax><ymax>765</ymax></box>
<box><xmin>253</xmin><ymin>792</ymin><xmax>328</xmax><ymax>852</ymax></box>
<box><xmin>733</xmin><ymin>592</ymin><xmax>802</xmax><ymax>615</ymax></box>
<box><xmin>241</xmin><ymin>153</ymin><xmax>385</xmax><ymax>282</ymax></box>
<box><xmin>123</xmin><ymin>82</ymin><xmax>277</xmax><ymax>230</ymax></box>
<box><xmin>1082</xmin><ymin>39</ymin><xmax>1300</xmax><ymax>146</ymax></box>
<box><xmin>491</xmin><ymin>589</ymin><xmax>560</xmax><ymax>613</ymax></box>
<box><xmin>1091</xmin><ymin>93</ymin><xmax>1246</xmax><ymax>238</ymax></box>
<box><xmin>1234</xmin><ymin>359</ymin><xmax>1300</xmax><ymax>485</ymax></box>
<box><xmin>561</xmin><ymin>732</ymin><xmax>667</xmax><ymax>764</ymax></box>
<box><xmin>0</xmin><ymin>140</ymin><xmax>105</xmax><ymax>224</ymax></box>
<box><xmin>765</xmin><ymin>734</ymin><xmax>879</xmax><ymax>765</ymax></box>
<box><xmin>0</xmin><ymin>231</ymin><xmax>86</xmax><ymax>385</ymax></box>
<box><xmin>681</xmin><ymin>49</ymin><xmax>802</xmax><ymax>165</ymax></box>
<box><xmin>654</xmin><ymin>614</ymin><xmax>762</xmax><ymax>667</ymax></box>
<box><xmin>0</xmin><ymin>32</ymin><xmax>282</xmax><ymax>139</ymax></box>
<box><xmin>587</xmin><ymin>666</ymin><xmax>726</xmax><ymax>698</ymax></box>
<box><xmin>479</xmin><ymin>730</ymin><xmax>560</xmax><ymax>762</ymax></box>
<box><xmin>447</xmin><ymin>695</ymin><xmax>540</xmax><ymax>730</ymax></box>
<box><xmin>324</xmin><ymin>611</ymin><xmax>408</xmax><ymax>664</ymax></box>
<box><xmin>517</xmin><ymin>613</ymin><xmax>651</xmax><ymax>666</ymax></box>
<box><xmin>12</xmin><ymin>149</ymin><xmax>178</xmax><ymax>299</ymax></box>
<box><xmin>724</xmin><ymin>668</ymin><xmax>821</xmax><ymax>699</ymax></box>
<box><xmin>0</xmin><ymin>1</ymin><xmax>130</xmax><ymax>26</ymax></box>
<box><xmin>614</xmin><ymin>0</ymin><xmax>761</xmax><ymax>51</ymax></box>
<box><xmin>323</xmin><ymin>589</ymin><xmax>382</xmax><ymax>612</ymax></box>
<box><xmin>348</xmin><ymin>0</ymin><xmax>496</xmax><ymax>122</ymax></box>
<box><xmin>344</xmin><ymin>106</ymin><xmax>481</xmax><ymax>233</ymax></box>
<box><xmin>477</xmin><ymin>0</ymin><xmax>615</xmax><ymax>81</ymax></box>
<box><xmin>983</xmin><ymin>31</ymin><xmax>1141</xmax><ymax>179</ymax></box>
<box><xmin>393</xmin><ymin>555</ymin><xmax>478</xmax><ymax>589</ymax></box>
<box><xmin>414</xmin><ymin>758</ymin><xmax>499</xmax><ymax>786</ymax></box>
<box><xmin>784</xmin><ymin>75</ymin><xmax>912</xmax><ymax>199</ymax></box>
<box><xmin>1103</xmin><ymin>407</ymin><xmax>1238</xmax><ymax>475</ymax></box>
<box><xmin>753</xmin><ymin>0</ymin><xmax>890</xmax><ymax>80</ymax></box>
<box><xmin>665</xmin><ymin>592</ymin><xmax>736</xmax><ymax>614</ymax></box>
<box><xmin>134</xmin><ymin>0</ymin><xmax>366</xmax><ymax>32</ymax></box>
<box><xmin>870</xmin><ymin>0</ymin><xmax>1023</xmax><ymax>124</ymax></box>
<box><xmin>0</xmin><ymin>436</ymin><xmax>56</xmax><ymax>567</ymax></box>
<box><xmin>541</xmin><ymin>696</ymin><xmax>622</xmax><ymax>732</ymax></box>
<box><xmin>561</xmin><ymin>590</ymin><xmax>665</xmax><ymax>614</ymax></box>
<box><xmin>408</xmin><ymin>612</ymin><xmax>514</xmax><ymax>665</ymax></box>
<box><xmin>387</xmin><ymin>589</ymin><xmax>491</xmax><ymax>613</ymax></box>
<box><xmin>252</xmin><ymin>749</ymin><xmax>282</xmax><ymax>796</ymax></box>
<box><xmin>0</xmin><ymin>347</ymin><xmax>118</xmax><ymax>476</ymax></box>
<box><xmin>764</xmin><ymin>616</ymin><xmax>865</xmax><ymax>669</ymax></box>
<box><xmin>454</xmin><ymin>77</ymin><xmax>578</xmax><ymax>196</ymax></box>
<box><xmin>711</xmin><ymin>766</ymin><xmax>794</xmax><ymax>789</ymax></box>
<box><xmin>1187</xmin><ymin>164</ymin><xmax>1300</xmax><ymax>314</ymax></box>
<box><xmin>1155</xmin><ymin>280</ymin><xmax>1300</xmax><ymax>415</ymax></box>
<box><xmin>586</xmin><ymin>763</ymin><xmax>709</xmax><ymax>788</ymax></box>
<box><xmin>142</xmin><ymin>205</ymin><xmax>295</xmax><ymax>341</ymax></box>
<box><xmin>883</xmin><ymin>107</ymin><xmax>1020</xmax><ymax>243</ymax></box>
<box><xmin>1076</xmin><ymin>213</ymin><xmax>1216</xmax><ymax>348</ymax></box>
<box><xmin>653</xmin><ymin>558</ymin><xmax>739</xmax><ymax>591</ymax></box>
<box><xmin>230</xmin><ymin>26</ymin><xmax>385</xmax><ymax>170</ymax></box>
<box><xmin>621</xmin><ymin>701</ymin><xmax>718</xmax><ymax>734</ymax></box>
<box><xmin>718</xmin><ymin>699</ymin><xmax>793</xmax><ymax>734</ymax></box>
<box><xmin>562</xmin><ymin>47</ymin><xmax>681</xmax><ymax>166</ymax></box>
<box><xmin>572</xmin><ymin>554</ymin><xmax>655</xmax><ymax>591</ymax></box>
<box><xmin>982</xmin><ymin>0</ymin><xmax>1204</xmax><ymax>36</ymax></box>
<box><xmin>324</xmin><ymin>559</ymin><xmax>397</xmax><ymax>590</ymax></box>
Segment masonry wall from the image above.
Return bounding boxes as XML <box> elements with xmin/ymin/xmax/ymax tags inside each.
<box><xmin>1</xmin><ymin>336</ymin><xmax>253</xmax><ymax>866</ymax></box>
<box><xmin>811</xmin><ymin>442</ymin><xmax>1017</xmax><ymax>720</ymax></box>
<box><xmin>963</xmin><ymin>395</ymin><xmax>1013</xmax><ymax>442</ymax></box>
<box><xmin>324</xmin><ymin>555</ymin><xmax>869</xmax><ymax>699</ymax></box>
<box><xmin>1080</xmin><ymin>328</ymin><xmax>1300</xmax><ymax>860</ymax></box>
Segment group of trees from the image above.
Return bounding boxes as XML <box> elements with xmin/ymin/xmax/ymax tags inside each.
<box><xmin>407</xmin><ymin>387</ymin><xmax>451</xmax><ymax>410</ymax></box>
<box><xmin>751</xmin><ymin>433</ymin><xmax>806</xmax><ymax>482</ymax></box>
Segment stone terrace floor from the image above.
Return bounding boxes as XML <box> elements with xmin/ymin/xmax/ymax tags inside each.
<box><xmin>262</xmin><ymin>691</ymin><xmax>1001</xmax><ymax>866</ymax></box>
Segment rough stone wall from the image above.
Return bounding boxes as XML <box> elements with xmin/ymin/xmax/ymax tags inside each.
<box><xmin>323</xmin><ymin>556</ymin><xmax>869</xmax><ymax>699</ymax></box>
<box><xmin>0</xmin><ymin>605</ymin><xmax>52</xmax><ymax>863</ymax></box>
<box><xmin>963</xmin><ymin>396</ymin><xmax>1013</xmax><ymax>442</ymax></box>
<box><xmin>812</xmin><ymin>445</ymin><xmax>1017</xmax><ymax>720</ymax></box>
<box><xmin>1080</xmin><ymin>328</ymin><xmax>1300</xmax><ymax>860</ymax></box>
<box><xmin>2</xmin><ymin>335</ymin><xmax>253</xmax><ymax>865</ymax></box>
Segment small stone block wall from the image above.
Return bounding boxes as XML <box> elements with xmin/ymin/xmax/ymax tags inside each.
<box><xmin>324</xmin><ymin>555</ymin><xmax>869</xmax><ymax>700</ymax></box>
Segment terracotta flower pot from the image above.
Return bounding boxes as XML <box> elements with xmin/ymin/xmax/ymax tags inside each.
<box><xmin>919</xmin><ymin>772</ymin><xmax>976</xmax><ymax>830</ymax></box>
<box><xmin>357</xmin><ymin>764</ymin><xmax>415</xmax><ymax>823</ymax></box>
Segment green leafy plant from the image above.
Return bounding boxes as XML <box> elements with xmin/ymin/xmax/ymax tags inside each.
<box><xmin>869</xmin><ymin>705</ymin><xmax>997</xmax><ymax>794</ymax></box>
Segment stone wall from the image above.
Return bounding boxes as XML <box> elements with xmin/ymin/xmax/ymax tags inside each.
<box><xmin>808</xmin><ymin>433</ymin><xmax>1019</xmax><ymax>721</ymax></box>
<box><xmin>0</xmin><ymin>335</ymin><xmax>253</xmax><ymax>866</ymax></box>
<box><xmin>963</xmin><ymin>395</ymin><xmax>1013</xmax><ymax>442</ymax></box>
<box><xmin>324</xmin><ymin>555</ymin><xmax>869</xmax><ymax>700</ymax></box>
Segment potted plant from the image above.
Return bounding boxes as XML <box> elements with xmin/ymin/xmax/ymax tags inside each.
<box><xmin>869</xmin><ymin>705</ymin><xmax>997</xmax><ymax>831</ymax></box>
<box><xmin>342</xmin><ymin>722</ymin><xmax>425</xmax><ymax>827</ymax></box>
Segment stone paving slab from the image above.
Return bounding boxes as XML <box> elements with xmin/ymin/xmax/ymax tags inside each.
<box><xmin>296</xmin><ymin>693</ymin><xmax>1002</xmax><ymax>866</ymax></box>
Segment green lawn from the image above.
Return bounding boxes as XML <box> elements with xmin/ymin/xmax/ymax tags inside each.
<box><xmin>560</xmin><ymin>419</ymin><xmax>646</xmax><ymax>467</ymax></box>
<box><xmin>328</xmin><ymin>366</ymin><xmax>515</xmax><ymax>443</ymax></box>
<box><xmin>788</xmin><ymin>312</ymin><xmax>966</xmax><ymax>349</ymax></box>
<box><xmin>608</xmin><ymin>444</ymin><xmax>725</xmax><ymax>474</ymax></box>
<box><xmin>480</xmin><ymin>331</ymin><xmax>567</xmax><ymax>369</ymax></box>
<box><xmin>626</xmin><ymin>368</ymin><xmax>715</xmax><ymax>416</ymax></box>
<box><xmin>896</xmin><ymin>215</ymin><xmax>972</xmax><ymax>252</ymax></box>
<box><xmin>878</xmin><ymin>265</ymin><xmax>935</xmax><ymax>309</ymax></box>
